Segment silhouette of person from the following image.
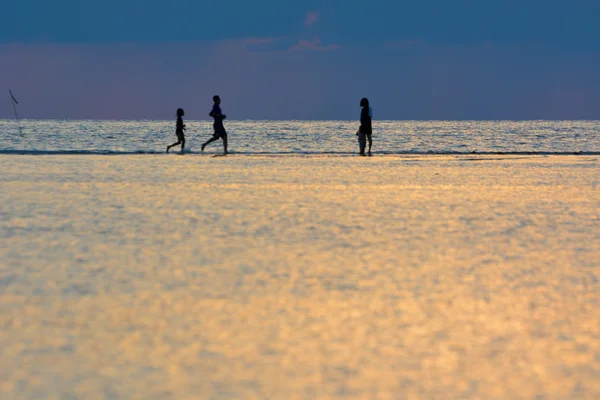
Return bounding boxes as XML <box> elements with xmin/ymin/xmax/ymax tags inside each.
<box><xmin>167</xmin><ymin>108</ymin><xmax>186</xmax><ymax>153</ymax></box>
<box><xmin>201</xmin><ymin>95</ymin><xmax>228</xmax><ymax>154</ymax></box>
<box><xmin>356</xmin><ymin>98</ymin><xmax>372</xmax><ymax>156</ymax></box>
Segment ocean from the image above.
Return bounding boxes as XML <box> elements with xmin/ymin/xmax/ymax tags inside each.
<box><xmin>1</xmin><ymin>120</ymin><xmax>599</xmax><ymax>399</ymax></box>
<box><xmin>1</xmin><ymin>119</ymin><xmax>599</xmax><ymax>154</ymax></box>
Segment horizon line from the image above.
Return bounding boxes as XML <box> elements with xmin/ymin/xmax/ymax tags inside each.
<box><xmin>2</xmin><ymin>118</ymin><xmax>600</xmax><ymax>122</ymax></box>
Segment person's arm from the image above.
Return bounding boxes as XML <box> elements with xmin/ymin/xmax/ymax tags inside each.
<box><xmin>361</xmin><ymin>108</ymin><xmax>370</xmax><ymax>126</ymax></box>
<box><xmin>358</xmin><ymin>108</ymin><xmax>367</xmax><ymax>134</ymax></box>
<box><xmin>210</xmin><ymin>107</ymin><xmax>226</xmax><ymax>119</ymax></box>
<box><xmin>210</xmin><ymin>112</ymin><xmax>226</xmax><ymax>119</ymax></box>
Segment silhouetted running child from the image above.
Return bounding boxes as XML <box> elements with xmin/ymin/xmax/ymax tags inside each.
<box><xmin>167</xmin><ymin>108</ymin><xmax>186</xmax><ymax>153</ymax></box>
<box><xmin>201</xmin><ymin>95</ymin><xmax>228</xmax><ymax>154</ymax></box>
<box><xmin>356</xmin><ymin>97</ymin><xmax>372</xmax><ymax>156</ymax></box>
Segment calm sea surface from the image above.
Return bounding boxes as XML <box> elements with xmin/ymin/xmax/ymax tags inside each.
<box><xmin>1</xmin><ymin>119</ymin><xmax>599</xmax><ymax>154</ymax></box>
<box><xmin>1</xmin><ymin>119</ymin><xmax>599</xmax><ymax>398</ymax></box>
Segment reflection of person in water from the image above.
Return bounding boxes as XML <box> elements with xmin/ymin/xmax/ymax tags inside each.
<box><xmin>201</xmin><ymin>95</ymin><xmax>228</xmax><ymax>155</ymax></box>
<box><xmin>167</xmin><ymin>108</ymin><xmax>186</xmax><ymax>153</ymax></box>
<box><xmin>357</xmin><ymin>98</ymin><xmax>372</xmax><ymax>156</ymax></box>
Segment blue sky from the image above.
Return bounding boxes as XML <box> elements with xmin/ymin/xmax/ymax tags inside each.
<box><xmin>2</xmin><ymin>0</ymin><xmax>600</xmax><ymax>119</ymax></box>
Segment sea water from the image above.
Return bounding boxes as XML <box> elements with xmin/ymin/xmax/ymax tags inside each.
<box><xmin>1</xmin><ymin>119</ymin><xmax>599</xmax><ymax>154</ymax></box>
<box><xmin>1</xmin><ymin>120</ymin><xmax>600</xmax><ymax>399</ymax></box>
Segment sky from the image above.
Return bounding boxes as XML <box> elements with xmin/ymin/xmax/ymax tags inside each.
<box><xmin>2</xmin><ymin>0</ymin><xmax>600</xmax><ymax>120</ymax></box>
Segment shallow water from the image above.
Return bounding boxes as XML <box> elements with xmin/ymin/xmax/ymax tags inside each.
<box><xmin>1</xmin><ymin>152</ymin><xmax>599</xmax><ymax>399</ymax></box>
<box><xmin>1</xmin><ymin>119</ymin><xmax>600</xmax><ymax>154</ymax></box>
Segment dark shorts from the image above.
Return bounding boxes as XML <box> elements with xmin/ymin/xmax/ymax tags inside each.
<box><xmin>176</xmin><ymin>132</ymin><xmax>185</xmax><ymax>141</ymax></box>
<box><xmin>213</xmin><ymin>128</ymin><xmax>227</xmax><ymax>139</ymax></box>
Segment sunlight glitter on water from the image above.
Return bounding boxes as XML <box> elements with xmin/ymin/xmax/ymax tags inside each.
<box><xmin>1</xmin><ymin>119</ymin><xmax>599</xmax><ymax>154</ymax></box>
<box><xmin>1</xmin><ymin>153</ymin><xmax>599</xmax><ymax>398</ymax></box>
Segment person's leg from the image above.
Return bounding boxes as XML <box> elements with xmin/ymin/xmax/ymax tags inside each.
<box><xmin>222</xmin><ymin>134</ymin><xmax>228</xmax><ymax>154</ymax></box>
<box><xmin>167</xmin><ymin>140</ymin><xmax>181</xmax><ymax>153</ymax></box>
<box><xmin>201</xmin><ymin>135</ymin><xmax>219</xmax><ymax>151</ymax></box>
<box><xmin>358</xmin><ymin>132</ymin><xmax>366</xmax><ymax>155</ymax></box>
<box><xmin>367</xmin><ymin>134</ymin><xmax>372</xmax><ymax>156</ymax></box>
<box><xmin>181</xmin><ymin>137</ymin><xmax>185</xmax><ymax>153</ymax></box>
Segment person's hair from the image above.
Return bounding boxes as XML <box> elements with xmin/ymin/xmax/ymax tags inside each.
<box><xmin>213</xmin><ymin>95</ymin><xmax>220</xmax><ymax>102</ymax></box>
<box><xmin>177</xmin><ymin>108</ymin><xmax>184</xmax><ymax>116</ymax></box>
<box><xmin>360</xmin><ymin>97</ymin><xmax>369</xmax><ymax>107</ymax></box>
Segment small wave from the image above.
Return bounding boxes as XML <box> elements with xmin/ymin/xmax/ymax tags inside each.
<box><xmin>0</xmin><ymin>149</ymin><xmax>164</xmax><ymax>155</ymax></box>
<box><xmin>0</xmin><ymin>149</ymin><xmax>599</xmax><ymax>156</ymax></box>
<box><xmin>222</xmin><ymin>150</ymin><xmax>600</xmax><ymax>156</ymax></box>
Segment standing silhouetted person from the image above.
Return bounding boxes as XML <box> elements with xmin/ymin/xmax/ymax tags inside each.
<box><xmin>167</xmin><ymin>108</ymin><xmax>186</xmax><ymax>153</ymax></box>
<box><xmin>357</xmin><ymin>97</ymin><xmax>372</xmax><ymax>156</ymax></box>
<box><xmin>201</xmin><ymin>95</ymin><xmax>228</xmax><ymax>154</ymax></box>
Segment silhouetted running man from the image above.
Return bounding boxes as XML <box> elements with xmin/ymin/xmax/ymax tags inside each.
<box><xmin>167</xmin><ymin>108</ymin><xmax>186</xmax><ymax>153</ymax></box>
<box><xmin>201</xmin><ymin>95</ymin><xmax>228</xmax><ymax>154</ymax></box>
<box><xmin>356</xmin><ymin>97</ymin><xmax>372</xmax><ymax>156</ymax></box>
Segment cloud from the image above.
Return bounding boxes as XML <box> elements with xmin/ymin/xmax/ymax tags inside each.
<box><xmin>305</xmin><ymin>11</ymin><xmax>320</xmax><ymax>27</ymax></box>
<box><xmin>291</xmin><ymin>37</ymin><xmax>339</xmax><ymax>51</ymax></box>
<box><xmin>3</xmin><ymin>41</ymin><xmax>600</xmax><ymax>120</ymax></box>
